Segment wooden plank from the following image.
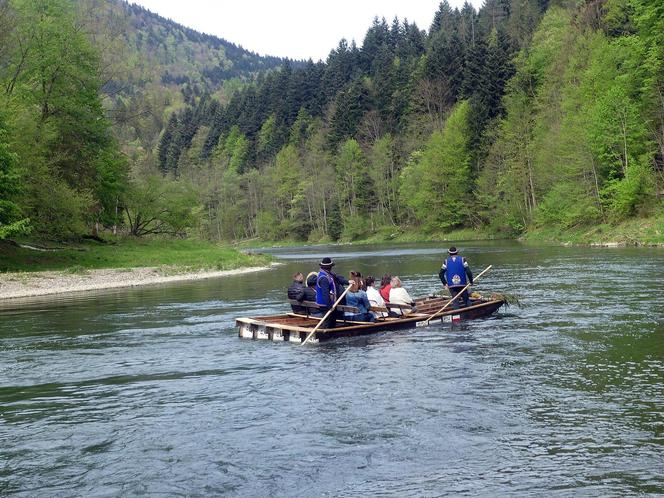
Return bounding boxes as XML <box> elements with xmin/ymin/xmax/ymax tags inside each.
<box><xmin>288</xmin><ymin>299</ymin><xmax>321</xmax><ymax>309</ymax></box>
<box><xmin>384</xmin><ymin>302</ymin><xmax>414</xmax><ymax>310</ymax></box>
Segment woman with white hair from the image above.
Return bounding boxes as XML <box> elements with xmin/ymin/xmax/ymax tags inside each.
<box><xmin>388</xmin><ymin>276</ymin><xmax>415</xmax><ymax>316</ymax></box>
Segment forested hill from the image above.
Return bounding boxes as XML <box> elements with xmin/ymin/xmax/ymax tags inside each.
<box><xmin>78</xmin><ymin>0</ymin><xmax>290</xmax><ymax>166</ymax></box>
<box><xmin>0</xmin><ymin>0</ymin><xmax>288</xmax><ymax>241</ymax></box>
<box><xmin>157</xmin><ymin>0</ymin><xmax>663</xmax><ymax>241</ymax></box>
<box><xmin>0</xmin><ymin>0</ymin><xmax>662</xmax><ymax>245</ymax></box>
<box><xmin>88</xmin><ymin>0</ymin><xmax>285</xmax><ymax>91</ymax></box>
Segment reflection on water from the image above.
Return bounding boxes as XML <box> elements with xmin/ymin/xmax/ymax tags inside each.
<box><xmin>1</xmin><ymin>242</ymin><xmax>663</xmax><ymax>496</ymax></box>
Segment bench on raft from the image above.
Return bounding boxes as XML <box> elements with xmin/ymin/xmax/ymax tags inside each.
<box><xmin>288</xmin><ymin>299</ymin><xmax>414</xmax><ymax>321</ymax></box>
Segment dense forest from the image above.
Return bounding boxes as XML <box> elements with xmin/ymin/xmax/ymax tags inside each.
<box><xmin>0</xmin><ymin>0</ymin><xmax>662</xmax><ymax>244</ymax></box>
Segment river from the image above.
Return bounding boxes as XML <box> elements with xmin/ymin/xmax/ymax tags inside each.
<box><xmin>1</xmin><ymin>241</ymin><xmax>662</xmax><ymax>496</ymax></box>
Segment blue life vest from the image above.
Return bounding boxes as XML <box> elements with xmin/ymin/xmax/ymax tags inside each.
<box><xmin>445</xmin><ymin>256</ymin><xmax>467</xmax><ymax>288</ymax></box>
<box><xmin>315</xmin><ymin>270</ymin><xmax>336</xmax><ymax>306</ymax></box>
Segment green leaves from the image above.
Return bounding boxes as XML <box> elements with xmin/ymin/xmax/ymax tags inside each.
<box><xmin>0</xmin><ymin>118</ymin><xmax>30</xmax><ymax>239</ymax></box>
<box><xmin>124</xmin><ymin>176</ymin><xmax>200</xmax><ymax>237</ymax></box>
<box><xmin>400</xmin><ymin>101</ymin><xmax>472</xmax><ymax>232</ymax></box>
<box><xmin>1</xmin><ymin>0</ymin><xmax>127</xmax><ymax>239</ymax></box>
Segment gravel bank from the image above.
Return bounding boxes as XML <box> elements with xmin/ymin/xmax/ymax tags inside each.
<box><xmin>0</xmin><ymin>264</ymin><xmax>279</xmax><ymax>300</ymax></box>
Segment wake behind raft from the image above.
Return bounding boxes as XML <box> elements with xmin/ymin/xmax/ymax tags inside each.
<box><xmin>235</xmin><ymin>294</ymin><xmax>506</xmax><ymax>344</ymax></box>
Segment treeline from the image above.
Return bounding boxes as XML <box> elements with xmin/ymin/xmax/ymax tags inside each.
<box><xmin>0</xmin><ymin>0</ymin><xmax>285</xmax><ymax>241</ymax></box>
<box><xmin>1</xmin><ymin>0</ymin><xmax>662</xmax><ymax>244</ymax></box>
<box><xmin>479</xmin><ymin>1</ymin><xmax>664</xmax><ymax>232</ymax></box>
<box><xmin>157</xmin><ymin>0</ymin><xmax>663</xmax><ymax>242</ymax></box>
<box><xmin>157</xmin><ymin>0</ymin><xmax>531</xmax><ymax>240</ymax></box>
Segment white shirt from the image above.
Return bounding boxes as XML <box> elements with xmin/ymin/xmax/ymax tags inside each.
<box><xmin>366</xmin><ymin>286</ymin><xmax>386</xmax><ymax>317</ymax></box>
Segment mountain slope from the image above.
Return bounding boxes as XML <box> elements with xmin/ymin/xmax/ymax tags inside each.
<box><xmin>87</xmin><ymin>0</ymin><xmax>285</xmax><ymax>91</ymax></box>
<box><xmin>76</xmin><ymin>0</ymin><xmax>289</xmax><ymax>156</ymax></box>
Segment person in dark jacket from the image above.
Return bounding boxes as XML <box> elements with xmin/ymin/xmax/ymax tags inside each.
<box><xmin>304</xmin><ymin>272</ymin><xmax>318</xmax><ymax>301</ymax></box>
<box><xmin>287</xmin><ymin>272</ymin><xmax>306</xmax><ymax>313</ymax></box>
<box><xmin>438</xmin><ymin>246</ymin><xmax>474</xmax><ymax>309</ymax></box>
<box><xmin>304</xmin><ymin>272</ymin><xmax>321</xmax><ymax>316</ymax></box>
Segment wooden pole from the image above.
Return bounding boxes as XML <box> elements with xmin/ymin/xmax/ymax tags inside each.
<box><xmin>424</xmin><ymin>265</ymin><xmax>492</xmax><ymax>325</ymax></box>
<box><xmin>301</xmin><ymin>284</ymin><xmax>353</xmax><ymax>346</ymax></box>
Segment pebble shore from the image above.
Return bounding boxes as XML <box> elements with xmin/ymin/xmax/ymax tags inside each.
<box><xmin>0</xmin><ymin>264</ymin><xmax>278</xmax><ymax>300</ymax></box>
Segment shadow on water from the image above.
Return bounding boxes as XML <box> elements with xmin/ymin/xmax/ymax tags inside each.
<box><xmin>1</xmin><ymin>241</ymin><xmax>663</xmax><ymax>496</ymax></box>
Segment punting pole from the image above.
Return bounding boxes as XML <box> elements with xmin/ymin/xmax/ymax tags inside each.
<box><xmin>301</xmin><ymin>284</ymin><xmax>353</xmax><ymax>346</ymax></box>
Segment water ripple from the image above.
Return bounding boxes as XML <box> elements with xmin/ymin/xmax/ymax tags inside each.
<box><xmin>1</xmin><ymin>242</ymin><xmax>662</xmax><ymax>496</ymax></box>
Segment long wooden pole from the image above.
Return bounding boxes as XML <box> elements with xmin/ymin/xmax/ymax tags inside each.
<box><xmin>301</xmin><ymin>284</ymin><xmax>353</xmax><ymax>346</ymax></box>
<box><xmin>424</xmin><ymin>265</ymin><xmax>492</xmax><ymax>325</ymax></box>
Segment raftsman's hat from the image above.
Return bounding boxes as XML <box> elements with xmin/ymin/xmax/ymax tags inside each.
<box><xmin>448</xmin><ymin>246</ymin><xmax>458</xmax><ymax>255</ymax></box>
<box><xmin>320</xmin><ymin>257</ymin><xmax>335</xmax><ymax>268</ymax></box>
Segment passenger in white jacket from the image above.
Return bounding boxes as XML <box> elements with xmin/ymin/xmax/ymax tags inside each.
<box><xmin>365</xmin><ymin>276</ymin><xmax>387</xmax><ymax>318</ymax></box>
<box><xmin>388</xmin><ymin>276</ymin><xmax>415</xmax><ymax>315</ymax></box>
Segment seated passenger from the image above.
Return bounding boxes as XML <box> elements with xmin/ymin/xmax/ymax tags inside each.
<box><xmin>388</xmin><ymin>276</ymin><xmax>415</xmax><ymax>316</ymax></box>
<box><xmin>344</xmin><ymin>274</ymin><xmax>376</xmax><ymax>323</ymax></box>
<box><xmin>287</xmin><ymin>272</ymin><xmax>306</xmax><ymax>313</ymax></box>
<box><xmin>365</xmin><ymin>276</ymin><xmax>387</xmax><ymax>318</ymax></box>
<box><xmin>304</xmin><ymin>272</ymin><xmax>322</xmax><ymax>316</ymax></box>
<box><xmin>379</xmin><ymin>274</ymin><xmax>392</xmax><ymax>302</ymax></box>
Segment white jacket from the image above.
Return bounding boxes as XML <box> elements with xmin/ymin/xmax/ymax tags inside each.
<box><xmin>366</xmin><ymin>286</ymin><xmax>386</xmax><ymax>317</ymax></box>
<box><xmin>389</xmin><ymin>287</ymin><xmax>413</xmax><ymax>315</ymax></box>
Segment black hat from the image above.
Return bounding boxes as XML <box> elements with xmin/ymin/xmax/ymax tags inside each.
<box><xmin>448</xmin><ymin>246</ymin><xmax>458</xmax><ymax>255</ymax></box>
<box><xmin>320</xmin><ymin>257</ymin><xmax>335</xmax><ymax>268</ymax></box>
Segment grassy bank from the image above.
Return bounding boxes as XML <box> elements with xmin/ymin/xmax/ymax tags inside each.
<box><xmin>522</xmin><ymin>213</ymin><xmax>664</xmax><ymax>246</ymax></box>
<box><xmin>356</xmin><ymin>226</ymin><xmax>503</xmax><ymax>244</ymax></box>
<box><xmin>212</xmin><ymin>211</ymin><xmax>664</xmax><ymax>252</ymax></box>
<box><xmin>235</xmin><ymin>212</ymin><xmax>664</xmax><ymax>249</ymax></box>
<box><xmin>0</xmin><ymin>238</ymin><xmax>272</xmax><ymax>273</ymax></box>
<box><xmin>234</xmin><ymin>226</ymin><xmax>504</xmax><ymax>249</ymax></box>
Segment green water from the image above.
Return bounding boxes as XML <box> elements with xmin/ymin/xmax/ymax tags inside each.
<box><xmin>1</xmin><ymin>241</ymin><xmax>662</xmax><ymax>496</ymax></box>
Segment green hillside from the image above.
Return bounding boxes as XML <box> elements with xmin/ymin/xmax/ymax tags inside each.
<box><xmin>81</xmin><ymin>0</ymin><xmax>288</xmax><ymax>165</ymax></box>
<box><xmin>0</xmin><ymin>0</ymin><xmax>662</xmax><ymax>252</ymax></box>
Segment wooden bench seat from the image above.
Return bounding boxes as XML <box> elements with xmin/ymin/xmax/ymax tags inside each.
<box><xmin>383</xmin><ymin>302</ymin><xmax>414</xmax><ymax>311</ymax></box>
<box><xmin>288</xmin><ymin>300</ymin><xmax>360</xmax><ymax>318</ymax></box>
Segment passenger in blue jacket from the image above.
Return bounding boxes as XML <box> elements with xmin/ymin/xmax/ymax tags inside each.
<box><xmin>344</xmin><ymin>274</ymin><xmax>376</xmax><ymax>322</ymax></box>
<box><xmin>438</xmin><ymin>246</ymin><xmax>474</xmax><ymax>309</ymax></box>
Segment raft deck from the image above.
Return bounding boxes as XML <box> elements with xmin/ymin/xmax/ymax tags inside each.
<box><xmin>236</xmin><ymin>296</ymin><xmax>505</xmax><ymax>344</ymax></box>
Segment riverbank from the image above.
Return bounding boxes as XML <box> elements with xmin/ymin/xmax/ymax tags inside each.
<box><xmin>521</xmin><ymin>214</ymin><xmax>664</xmax><ymax>246</ymax></box>
<box><xmin>0</xmin><ymin>264</ymin><xmax>279</xmax><ymax>300</ymax></box>
<box><xmin>0</xmin><ymin>238</ymin><xmax>272</xmax><ymax>273</ymax></box>
<box><xmin>235</xmin><ymin>226</ymin><xmax>502</xmax><ymax>249</ymax></box>
<box><xmin>236</xmin><ymin>213</ymin><xmax>664</xmax><ymax>249</ymax></box>
<box><xmin>0</xmin><ymin>237</ymin><xmax>276</xmax><ymax>300</ymax></box>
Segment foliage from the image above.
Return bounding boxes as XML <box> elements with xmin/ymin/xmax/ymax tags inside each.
<box><xmin>400</xmin><ymin>101</ymin><xmax>472</xmax><ymax>231</ymax></box>
<box><xmin>124</xmin><ymin>176</ymin><xmax>200</xmax><ymax>237</ymax></box>
<box><xmin>0</xmin><ymin>119</ymin><xmax>30</xmax><ymax>239</ymax></box>
<box><xmin>481</xmin><ymin>5</ymin><xmax>661</xmax><ymax>234</ymax></box>
<box><xmin>1</xmin><ymin>0</ymin><xmax>661</xmax><ymax>249</ymax></box>
<box><xmin>1</xmin><ymin>0</ymin><xmax>128</xmax><ymax>239</ymax></box>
